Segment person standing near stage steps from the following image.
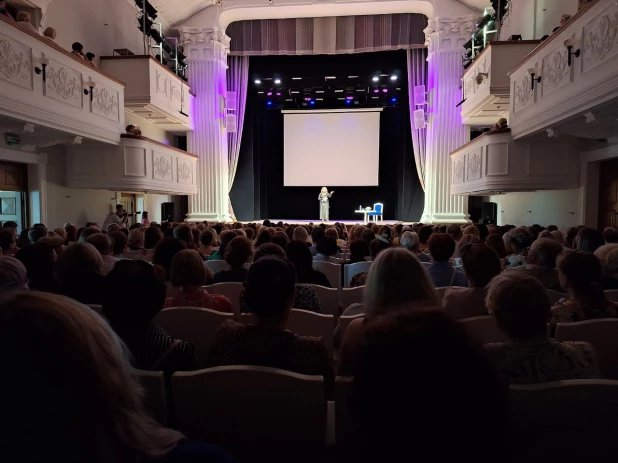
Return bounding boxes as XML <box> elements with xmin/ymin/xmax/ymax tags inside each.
<box><xmin>318</xmin><ymin>187</ymin><xmax>334</xmax><ymax>222</ymax></box>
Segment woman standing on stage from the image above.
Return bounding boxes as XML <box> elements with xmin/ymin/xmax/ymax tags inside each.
<box><xmin>318</xmin><ymin>187</ymin><xmax>334</xmax><ymax>222</ymax></box>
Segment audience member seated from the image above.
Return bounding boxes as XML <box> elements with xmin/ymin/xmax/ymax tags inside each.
<box><xmin>417</xmin><ymin>225</ymin><xmax>433</xmax><ymax>253</ymax></box>
<box><xmin>485</xmin><ymin>272</ymin><xmax>601</xmax><ymax>384</ymax></box>
<box><xmin>254</xmin><ymin>229</ymin><xmax>272</xmax><ymax>248</ymax></box>
<box><xmin>506</xmin><ymin>227</ymin><xmax>534</xmax><ymax>267</ymax></box>
<box><xmin>399</xmin><ymin>231</ymin><xmax>430</xmax><ymax>262</ymax></box>
<box><xmin>603</xmin><ymin>227</ymin><xmax>618</xmax><ymax>244</ymax></box>
<box><xmin>509</xmin><ymin>238</ymin><xmax>563</xmax><ymax>291</ymax></box>
<box><xmin>28</xmin><ymin>225</ymin><xmax>47</xmax><ymax>243</ymax></box>
<box><xmin>348</xmin><ymin>239</ymin><xmax>370</xmax><ymax>264</ymax></box>
<box><xmin>197</xmin><ymin>229</ymin><xmax>215</xmax><ymax>259</ymax></box>
<box><xmin>64</xmin><ymin>224</ymin><xmax>78</xmax><ymax>245</ymax></box>
<box><xmin>16</xmin><ymin>11</ymin><xmax>38</xmax><ymax>33</ymax></box>
<box><xmin>309</xmin><ymin>226</ymin><xmax>325</xmax><ymax>256</ymax></box>
<box><xmin>109</xmin><ymin>230</ymin><xmax>128</xmax><ymax>258</ymax></box>
<box><xmin>442</xmin><ymin>244</ymin><xmax>501</xmax><ymax>319</ymax></box>
<box><xmin>551</xmin><ymin>250</ymin><xmax>618</xmax><ymax>324</ymax></box>
<box><xmin>447</xmin><ymin>224</ymin><xmax>463</xmax><ymax>257</ymax></box>
<box><xmin>209</xmin><ymin>229</ymin><xmax>236</xmax><ymax>261</ymax></box>
<box><xmin>340</xmin><ymin>248</ymin><xmax>440</xmax><ymax>370</ymax></box>
<box><xmin>164</xmin><ymin>250</ymin><xmax>233</xmax><ymax>313</ymax></box>
<box><xmin>206</xmin><ymin>256</ymin><xmax>332</xmax><ymax>381</ymax></box>
<box><xmin>122</xmin><ymin>229</ymin><xmax>147</xmax><ymax>260</ymax></box>
<box><xmin>0</xmin><ymin>291</ymin><xmax>233</xmax><ymax>463</ymax></box>
<box><xmin>271</xmin><ymin>231</ymin><xmax>289</xmax><ymax>249</ymax></box>
<box><xmin>71</xmin><ymin>41</ymin><xmax>88</xmax><ymax>60</ymax></box>
<box><xmin>173</xmin><ymin>224</ymin><xmax>195</xmax><ymax>249</ymax></box>
<box><xmin>458</xmin><ymin>233</ymin><xmax>480</xmax><ymax>250</ymax></box>
<box><xmin>0</xmin><ymin>256</ymin><xmax>28</xmax><ymax>292</ymax></box>
<box><xmin>314</xmin><ymin>236</ymin><xmax>339</xmax><ymax>261</ymax></box>
<box><xmin>43</xmin><ymin>26</ymin><xmax>56</xmax><ymax>41</ymax></box>
<box><xmin>78</xmin><ymin>227</ymin><xmax>99</xmax><ymax>243</ymax></box>
<box><xmin>16</xmin><ymin>241</ymin><xmax>57</xmax><ymax>292</ymax></box>
<box><xmin>285</xmin><ymin>240</ymin><xmax>331</xmax><ymax>287</ymax></box>
<box><xmin>104</xmin><ymin>260</ymin><xmax>197</xmax><ymax>372</ymax></box>
<box><xmin>347</xmin><ymin>309</ymin><xmax>508</xmax><ymax>461</ymax></box>
<box><xmin>360</xmin><ymin>228</ymin><xmax>375</xmax><ymax>246</ymax></box>
<box><xmin>213</xmin><ymin>236</ymin><xmax>253</xmax><ymax>283</ymax></box>
<box><xmin>576</xmin><ymin>227</ymin><xmax>605</xmax><ymax>254</ymax></box>
<box><xmin>56</xmin><ymin>243</ymin><xmax>105</xmax><ymax>304</ymax></box>
<box><xmin>349</xmin><ymin>236</ymin><xmax>392</xmax><ymax>287</ymax></box>
<box><xmin>551</xmin><ymin>229</ymin><xmax>565</xmax><ymax>245</ymax></box>
<box><xmin>463</xmin><ymin>225</ymin><xmax>480</xmax><ymax>238</ymax></box>
<box><xmin>144</xmin><ymin>226</ymin><xmax>162</xmax><ymax>252</ymax></box>
<box><xmin>86</xmin><ymin>52</ymin><xmax>96</xmax><ymax>67</ymax></box>
<box><xmin>601</xmin><ymin>248</ymin><xmax>618</xmax><ymax>290</ymax></box>
<box><xmin>87</xmin><ymin>233</ymin><xmax>119</xmax><ymax>275</ymax></box>
<box><xmin>426</xmin><ymin>233</ymin><xmax>467</xmax><ymax>287</ymax></box>
<box><xmin>0</xmin><ymin>1</ymin><xmax>14</xmax><ymax>20</ymax></box>
<box><xmin>0</xmin><ymin>228</ymin><xmax>18</xmax><ymax>256</ymax></box>
<box><xmin>292</xmin><ymin>225</ymin><xmax>309</xmax><ymax>243</ymax></box>
<box><xmin>153</xmin><ymin>238</ymin><xmax>187</xmax><ymax>281</ymax></box>
<box><xmin>486</xmin><ymin>233</ymin><xmax>508</xmax><ymax>259</ymax></box>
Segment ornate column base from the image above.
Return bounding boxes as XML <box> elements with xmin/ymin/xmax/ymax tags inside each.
<box><xmin>421</xmin><ymin>212</ymin><xmax>470</xmax><ymax>225</ymax></box>
<box><xmin>186</xmin><ymin>212</ymin><xmax>231</xmax><ymax>223</ymax></box>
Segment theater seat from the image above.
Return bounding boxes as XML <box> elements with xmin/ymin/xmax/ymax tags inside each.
<box><xmin>204</xmin><ymin>260</ymin><xmax>228</xmax><ymax>274</ymax></box>
<box><xmin>340</xmin><ymin>286</ymin><xmax>364</xmax><ymax>310</ymax></box>
<box><xmin>343</xmin><ymin>261</ymin><xmax>370</xmax><ymax>288</ymax></box>
<box><xmin>313</xmin><ymin>261</ymin><xmax>342</xmax><ymax>289</ymax></box>
<box><xmin>306</xmin><ymin>284</ymin><xmax>339</xmax><ymax>317</ymax></box>
<box><xmin>206</xmin><ymin>282</ymin><xmax>243</xmax><ymax>317</ymax></box>
<box><xmin>459</xmin><ymin>315</ymin><xmax>509</xmax><ymax>344</ymax></box>
<box><xmin>134</xmin><ymin>369</ymin><xmax>168</xmax><ymax>425</ymax></box>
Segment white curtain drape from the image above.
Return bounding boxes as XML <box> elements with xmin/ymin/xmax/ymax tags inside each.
<box><xmin>407</xmin><ymin>48</ymin><xmax>427</xmax><ymax>191</ymax></box>
<box><xmin>226</xmin><ymin>56</ymin><xmax>249</xmax><ymax>219</ymax></box>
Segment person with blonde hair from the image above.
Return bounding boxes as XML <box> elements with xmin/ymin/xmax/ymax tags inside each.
<box><xmin>339</xmin><ymin>248</ymin><xmax>440</xmax><ymax>374</ymax></box>
<box><xmin>164</xmin><ymin>250</ymin><xmax>233</xmax><ymax>313</ymax></box>
<box><xmin>16</xmin><ymin>10</ymin><xmax>38</xmax><ymax>33</ymax></box>
<box><xmin>56</xmin><ymin>242</ymin><xmax>105</xmax><ymax>304</ymax></box>
<box><xmin>43</xmin><ymin>26</ymin><xmax>57</xmax><ymax>40</ymax></box>
<box><xmin>485</xmin><ymin>272</ymin><xmax>600</xmax><ymax>384</ymax></box>
<box><xmin>0</xmin><ymin>255</ymin><xmax>28</xmax><ymax>292</ymax></box>
<box><xmin>0</xmin><ymin>291</ymin><xmax>233</xmax><ymax>462</ymax></box>
<box><xmin>292</xmin><ymin>225</ymin><xmax>309</xmax><ymax>243</ymax></box>
<box><xmin>318</xmin><ymin>187</ymin><xmax>334</xmax><ymax>221</ymax></box>
<box><xmin>123</xmin><ymin>228</ymin><xmax>147</xmax><ymax>260</ymax></box>
<box><xmin>463</xmin><ymin>225</ymin><xmax>479</xmax><ymax>237</ymax></box>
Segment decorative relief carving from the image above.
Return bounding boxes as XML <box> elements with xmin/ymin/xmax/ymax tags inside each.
<box><xmin>180</xmin><ymin>27</ymin><xmax>230</xmax><ymax>64</ymax></box>
<box><xmin>45</xmin><ymin>62</ymin><xmax>82</xmax><ymax>107</ymax></box>
<box><xmin>453</xmin><ymin>159</ymin><xmax>465</xmax><ymax>184</ymax></box>
<box><xmin>465</xmin><ymin>77</ymin><xmax>475</xmax><ymax>98</ymax></box>
<box><xmin>177</xmin><ymin>160</ymin><xmax>193</xmax><ymax>184</ymax></box>
<box><xmin>92</xmin><ymin>86</ymin><xmax>119</xmax><ymax>120</ymax></box>
<box><xmin>542</xmin><ymin>48</ymin><xmax>570</xmax><ymax>95</ymax></box>
<box><xmin>0</xmin><ymin>34</ymin><xmax>32</xmax><ymax>88</ymax></box>
<box><xmin>171</xmin><ymin>84</ymin><xmax>181</xmax><ymax>103</ymax></box>
<box><xmin>514</xmin><ymin>74</ymin><xmax>534</xmax><ymax>112</ymax></box>
<box><xmin>468</xmin><ymin>151</ymin><xmax>481</xmax><ymax>180</ymax></box>
<box><xmin>153</xmin><ymin>155</ymin><xmax>172</xmax><ymax>181</ymax></box>
<box><xmin>156</xmin><ymin>70</ymin><xmax>168</xmax><ymax>96</ymax></box>
<box><xmin>583</xmin><ymin>11</ymin><xmax>618</xmax><ymax>72</ymax></box>
<box><xmin>424</xmin><ymin>16</ymin><xmax>476</xmax><ymax>53</ymax></box>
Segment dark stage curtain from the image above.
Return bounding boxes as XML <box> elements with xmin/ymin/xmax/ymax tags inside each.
<box><xmin>230</xmin><ymin>50</ymin><xmax>424</xmax><ymax>222</ymax></box>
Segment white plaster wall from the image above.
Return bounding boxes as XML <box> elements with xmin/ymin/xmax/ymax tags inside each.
<box><xmin>44</xmin><ymin>0</ymin><xmax>149</xmax><ymax>64</ymax></box>
<box><xmin>500</xmin><ymin>0</ymin><xmax>579</xmax><ymax>40</ymax></box>
<box><xmin>125</xmin><ymin>115</ymin><xmax>176</xmax><ymax>145</ymax></box>
<box><xmin>45</xmin><ymin>147</ymin><xmax>118</xmax><ymax>228</ymax></box>
<box><xmin>490</xmin><ymin>188</ymin><xmax>581</xmax><ymax>232</ymax></box>
<box><xmin>145</xmin><ymin>193</ymin><xmax>172</xmax><ymax>224</ymax></box>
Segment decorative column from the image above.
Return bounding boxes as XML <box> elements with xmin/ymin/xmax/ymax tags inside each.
<box><xmin>421</xmin><ymin>16</ymin><xmax>475</xmax><ymax>224</ymax></box>
<box><xmin>180</xmin><ymin>27</ymin><xmax>231</xmax><ymax>222</ymax></box>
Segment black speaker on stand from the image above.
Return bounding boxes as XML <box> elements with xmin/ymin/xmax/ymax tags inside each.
<box><xmin>481</xmin><ymin>202</ymin><xmax>497</xmax><ymax>225</ymax></box>
<box><xmin>161</xmin><ymin>202</ymin><xmax>175</xmax><ymax>222</ymax></box>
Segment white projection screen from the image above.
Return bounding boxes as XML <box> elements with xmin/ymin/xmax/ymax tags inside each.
<box><xmin>283</xmin><ymin>109</ymin><xmax>382</xmax><ymax>186</ymax></box>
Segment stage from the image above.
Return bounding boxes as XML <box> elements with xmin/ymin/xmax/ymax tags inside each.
<box><xmin>239</xmin><ymin>219</ymin><xmax>412</xmax><ymax>226</ymax></box>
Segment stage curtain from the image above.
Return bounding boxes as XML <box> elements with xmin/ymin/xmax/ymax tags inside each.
<box><xmin>227</xmin><ymin>14</ymin><xmax>427</xmax><ymax>56</ymax></box>
<box><xmin>407</xmin><ymin>48</ymin><xmax>428</xmax><ymax>191</ymax></box>
<box><xmin>226</xmin><ymin>56</ymin><xmax>249</xmax><ymax>220</ymax></box>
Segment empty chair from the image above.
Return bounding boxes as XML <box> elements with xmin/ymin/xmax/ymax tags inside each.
<box><xmin>206</xmin><ymin>282</ymin><xmax>243</xmax><ymax>316</ymax></box>
<box><xmin>87</xmin><ymin>304</ymin><xmax>103</xmax><ymax>315</ymax></box>
<box><xmin>172</xmin><ymin>366</ymin><xmax>326</xmax><ymax>450</ymax></box>
<box><xmin>339</xmin><ymin>314</ymin><xmax>364</xmax><ymax>343</ymax></box>
<box><xmin>340</xmin><ymin>286</ymin><xmax>364</xmax><ymax>311</ymax></box>
<box><xmin>367</xmin><ymin>203</ymin><xmax>383</xmax><ymax>222</ymax></box>
<box><xmin>343</xmin><ymin>261</ymin><xmax>371</xmax><ymax>288</ymax></box>
<box><xmin>556</xmin><ymin>319</ymin><xmax>618</xmax><ymax>379</ymax></box>
<box><xmin>605</xmin><ymin>290</ymin><xmax>618</xmax><ymax>302</ymax></box>
<box><xmin>313</xmin><ymin>261</ymin><xmax>341</xmax><ymax>289</ymax></box>
<box><xmin>306</xmin><ymin>284</ymin><xmax>339</xmax><ymax>317</ymax></box>
<box><xmin>546</xmin><ymin>289</ymin><xmax>567</xmax><ymax>305</ymax></box>
<box><xmin>134</xmin><ymin>369</ymin><xmax>168</xmax><ymax>425</ymax></box>
<box><xmin>204</xmin><ymin>260</ymin><xmax>228</xmax><ymax>274</ymax></box>
<box><xmin>153</xmin><ymin>307</ymin><xmax>233</xmax><ymax>366</ymax></box>
<box><xmin>510</xmin><ymin>380</ymin><xmax>618</xmax><ymax>461</ymax></box>
<box><xmin>459</xmin><ymin>315</ymin><xmax>509</xmax><ymax>344</ymax></box>
<box><xmin>435</xmin><ymin>287</ymin><xmax>449</xmax><ymax>301</ymax></box>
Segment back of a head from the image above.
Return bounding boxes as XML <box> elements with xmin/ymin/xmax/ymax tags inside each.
<box><xmin>253</xmin><ymin>242</ymin><xmax>286</xmax><ymax>262</ymax></box>
<box><xmin>28</xmin><ymin>225</ymin><xmax>48</xmax><ymax>243</ymax></box>
<box><xmin>461</xmin><ymin>244</ymin><xmax>502</xmax><ymax>287</ymax></box>
<box><xmin>56</xmin><ymin>243</ymin><xmax>103</xmax><ymax>282</ymax></box>
<box><xmin>325</xmin><ymin>227</ymin><xmax>340</xmax><ymax>240</ymax></box>
<box><xmin>463</xmin><ymin>225</ymin><xmax>480</xmax><ymax>237</ymax></box>
<box><xmin>550</xmin><ymin>230</ymin><xmax>564</xmax><ymax>244</ymax></box>
<box><xmin>255</xmin><ymin>229</ymin><xmax>272</xmax><ymax>247</ymax></box>
<box><xmin>0</xmin><ymin>256</ymin><xmax>28</xmax><ymax>292</ymax></box>
<box><xmin>427</xmin><ymin>233</ymin><xmax>455</xmax><ymax>262</ymax></box>
<box><xmin>271</xmin><ymin>231</ymin><xmax>289</xmax><ymax>249</ymax></box>
<box><xmin>144</xmin><ymin>226</ymin><xmax>162</xmax><ymax>249</ymax></box>
<box><xmin>446</xmin><ymin>224</ymin><xmax>462</xmax><ymax>239</ymax></box>
<box><xmin>200</xmin><ymin>229</ymin><xmax>215</xmax><ymax>247</ymax></box>
<box><xmin>190</xmin><ymin>228</ymin><xmax>201</xmax><ymax>247</ymax></box>
<box><xmin>399</xmin><ymin>231</ymin><xmax>419</xmax><ymax>251</ymax></box>
<box><xmin>128</xmin><ymin>229</ymin><xmax>144</xmax><ymax>248</ymax></box>
<box><xmin>350</xmin><ymin>239</ymin><xmax>370</xmax><ymax>262</ymax></box>
<box><xmin>293</xmin><ymin>226</ymin><xmax>309</xmax><ymax>242</ymax></box>
<box><xmin>486</xmin><ymin>272</ymin><xmax>550</xmax><ymax>338</ymax></box>
<box><xmin>510</xmin><ymin>227</ymin><xmax>534</xmax><ymax>254</ymax></box>
<box><xmin>350</xmin><ymin>309</ymin><xmax>506</xmax><ymax>459</ymax></box>
<box><xmin>311</xmin><ymin>226</ymin><xmax>325</xmax><ymax>244</ymax></box>
<box><xmin>243</xmin><ymin>256</ymin><xmax>296</xmax><ymax>320</ymax></box>
<box><xmin>558</xmin><ymin>250</ymin><xmax>602</xmax><ymax>291</ymax></box>
<box><xmin>364</xmin><ymin>248</ymin><xmax>438</xmax><ymax>315</ymax></box>
<box><xmin>576</xmin><ymin>227</ymin><xmax>605</xmax><ymax>254</ymax></box>
<box><xmin>224</xmin><ymin>236</ymin><xmax>253</xmax><ymax>268</ymax></box>
<box><xmin>104</xmin><ymin>260</ymin><xmax>166</xmax><ymax>326</ymax></box>
<box><xmin>417</xmin><ymin>225</ymin><xmax>433</xmax><ymax>245</ymax></box>
<box><xmin>16</xmin><ymin>242</ymin><xmax>56</xmax><ymax>291</ymax></box>
<box><xmin>316</xmin><ymin>236</ymin><xmax>338</xmax><ymax>256</ymax></box>
<box><xmin>170</xmin><ymin>249</ymin><xmax>206</xmax><ymax>288</ymax></box>
<box><xmin>285</xmin><ymin>239</ymin><xmax>314</xmax><ymax>274</ymax></box>
<box><xmin>87</xmin><ymin>233</ymin><xmax>111</xmax><ymax>256</ymax></box>
<box><xmin>476</xmin><ymin>224</ymin><xmax>489</xmax><ymax>241</ymax></box>
<box><xmin>0</xmin><ymin>229</ymin><xmax>16</xmax><ymax>252</ymax></box>
<box><xmin>78</xmin><ymin>228</ymin><xmax>99</xmax><ymax>243</ymax></box>
<box><xmin>530</xmin><ymin>238</ymin><xmax>563</xmax><ymax>269</ymax></box>
<box><xmin>603</xmin><ymin>227</ymin><xmax>618</xmax><ymax>244</ymax></box>
<box><xmin>485</xmin><ymin>234</ymin><xmax>508</xmax><ymax>258</ymax></box>
<box><xmin>153</xmin><ymin>238</ymin><xmax>186</xmax><ymax>280</ymax></box>
<box><xmin>369</xmin><ymin>237</ymin><xmax>391</xmax><ymax>259</ymax></box>
<box><xmin>109</xmin><ymin>231</ymin><xmax>128</xmax><ymax>255</ymax></box>
<box><xmin>360</xmin><ymin>228</ymin><xmax>375</xmax><ymax>244</ymax></box>
<box><xmin>173</xmin><ymin>224</ymin><xmax>193</xmax><ymax>246</ymax></box>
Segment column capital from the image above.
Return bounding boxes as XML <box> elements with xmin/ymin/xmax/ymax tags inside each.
<box><xmin>424</xmin><ymin>15</ymin><xmax>476</xmax><ymax>54</ymax></box>
<box><xmin>180</xmin><ymin>27</ymin><xmax>230</xmax><ymax>65</ymax></box>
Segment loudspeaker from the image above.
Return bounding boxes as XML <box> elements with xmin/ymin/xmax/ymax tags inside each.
<box><xmin>414</xmin><ymin>85</ymin><xmax>426</xmax><ymax>106</ymax></box>
<box><xmin>481</xmin><ymin>202</ymin><xmax>497</xmax><ymax>224</ymax></box>
<box><xmin>161</xmin><ymin>202</ymin><xmax>175</xmax><ymax>222</ymax></box>
<box><xmin>226</xmin><ymin>114</ymin><xmax>237</xmax><ymax>133</ymax></box>
<box><xmin>413</xmin><ymin>109</ymin><xmax>426</xmax><ymax>129</ymax></box>
<box><xmin>225</xmin><ymin>91</ymin><xmax>237</xmax><ymax>109</ymax></box>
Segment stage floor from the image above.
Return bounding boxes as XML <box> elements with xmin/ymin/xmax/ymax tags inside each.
<box><xmin>239</xmin><ymin>219</ymin><xmax>411</xmax><ymax>226</ymax></box>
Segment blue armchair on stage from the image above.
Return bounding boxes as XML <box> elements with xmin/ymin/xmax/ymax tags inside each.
<box><xmin>367</xmin><ymin>203</ymin><xmax>384</xmax><ymax>223</ymax></box>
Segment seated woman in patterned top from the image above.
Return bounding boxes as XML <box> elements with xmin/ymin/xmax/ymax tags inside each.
<box><xmin>164</xmin><ymin>250</ymin><xmax>234</xmax><ymax>314</ymax></box>
<box><xmin>206</xmin><ymin>256</ymin><xmax>332</xmax><ymax>382</ymax></box>
<box><xmin>485</xmin><ymin>272</ymin><xmax>600</xmax><ymax>385</ymax></box>
<box><xmin>550</xmin><ymin>250</ymin><xmax>618</xmax><ymax>325</ymax></box>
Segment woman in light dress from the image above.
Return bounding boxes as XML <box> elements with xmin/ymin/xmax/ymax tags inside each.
<box><xmin>318</xmin><ymin>187</ymin><xmax>334</xmax><ymax>222</ymax></box>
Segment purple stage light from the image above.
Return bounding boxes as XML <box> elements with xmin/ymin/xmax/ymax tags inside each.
<box><xmin>383</xmin><ymin>88</ymin><xmax>388</xmax><ymax>93</ymax></box>
<box><xmin>267</xmin><ymin>92</ymin><xmax>273</xmax><ymax>96</ymax></box>
<box><xmin>276</xmin><ymin>92</ymin><xmax>281</xmax><ymax>96</ymax></box>
<box><xmin>346</xmin><ymin>96</ymin><xmax>354</xmax><ymax>100</ymax></box>
<box><xmin>373</xmin><ymin>89</ymin><xmax>379</xmax><ymax>93</ymax></box>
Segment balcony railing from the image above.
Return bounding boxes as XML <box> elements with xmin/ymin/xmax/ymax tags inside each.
<box><xmin>0</xmin><ymin>15</ymin><xmax>125</xmax><ymax>144</ymax></box>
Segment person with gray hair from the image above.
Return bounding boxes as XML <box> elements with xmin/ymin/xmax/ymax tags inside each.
<box><xmin>0</xmin><ymin>256</ymin><xmax>28</xmax><ymax>292</ymax></box>
<box><xmin>509</xmin><ymin>238</ymin><xmax>563</xmax><ymax>291</ymax></box>
<box><xmin>399</xmin><ymin>231</ymin><xmax>431</xmax><ymax>263</ymax></box>
<box><xmin>88</xmin><ymin>233</ymin><xmax>119</xmax><ymax>275</ymax></box>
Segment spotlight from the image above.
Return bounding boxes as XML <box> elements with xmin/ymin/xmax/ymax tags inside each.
<box><xmin>345</xmin><ymin>100</ymin><xmax>351</xmax><ymax>104</ymax></box>
<box><xmin>391</xmin><ymin>97</ymin><xmax>397</xmax><ymax>103</ymax></box>
<box><xmin>310</xmin><ymin>100</ymin><xmax>315</xmax><ymax>106</ymax></box>
<box><xmin>373</xmin><ymin>88</ymin><xmax>380</xmax><ymax>94</ymax></box>
<box><xmin>390</xmin><ymin>75</ymin><xmax>397</xmax><ymax>81</ymax></box>
<box><xmin>382</xmin><ymin>88</ymin><xmax>388</xmax><ymax>93</ymax></box>
<box><xmin>267</xmin><ymin>91</ymin><xmax>273</xmax><ymax>96</ymax></box>
<box><xmin>267</xmin><ymin>101</ymin><xmax>273</xmax><ymax>106</ymax></box>
<box><xmin>276</xmin><ymin>91</ymin><xmax>282</xmax><ymax>96</ymax></box>
<box><xmin>274</xmin><ymin>78</ymin><xmax>281</xmax><ymax>84</ymax></box>
<box><xmin>255</xmin><ymin>79</ymin><xmax>261</xmax><ymax>84</ymax></box>
<box><xmin>372</xmin><ymin>76</ymin><xmax>379</xmax><ymax>82</ymax></box>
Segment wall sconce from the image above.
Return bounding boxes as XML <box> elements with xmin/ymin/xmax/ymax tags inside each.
<box><xmin>564</xmin><ymin>38</ymin><xmax>581</xmax><ymax>67</ymax></box>
<box><xmin>527</xmin><ymin>68</ymin><xmax>542</xmax><ymax>91</ymax></box>
<box><xmin>83</xmin><ymin>79</ymin><xmax>97</xmax><ymax>102</ymax></box>
<box><xmin>475</xmin><ymin>72</ymin><xmax>489</xmax><ymax>85</ymax></box>
<box><xmin>34</xmin><ymin>57</ymin><xmax>50</xmax><ymax>83</ymax></box>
